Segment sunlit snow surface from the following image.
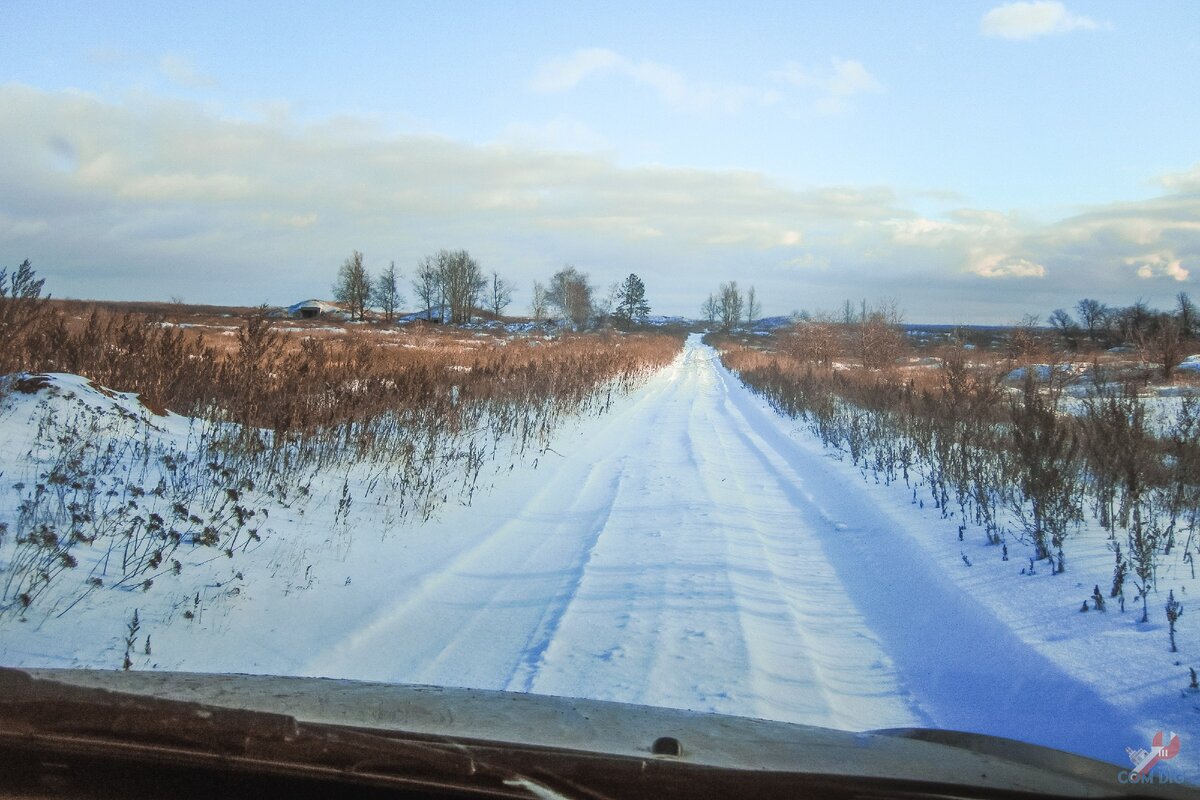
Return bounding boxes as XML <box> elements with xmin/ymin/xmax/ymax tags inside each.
<box><xmin>0</xmin><ymin>336</ymin><xmax>1195</xmax><ymax>781</ymax></box>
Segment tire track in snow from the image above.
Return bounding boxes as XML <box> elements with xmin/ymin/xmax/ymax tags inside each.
<box><xmin>523</xmin><ymin>340</ymin><xmax>912</xmax><ymax>729</ymax></box>
<box><xmin>302</xmin><ymin>335</ymin><xmax>1140</xmax><ymax>771</ymax></box>
<box><xmin>630</xmin><ymin>345</ymin><xmax>758</xmax><ymax>713</ymax></box>
<box><xmin>299</xmin><ymin>349</ymin><xmax>684</xmax><ymax>685</ymax></box>
<box><xmin>678</xmin><ymin>347</ymin><xmax>917</xmax><ymax>730</ymax></box>
<box><xmin>523</xmin><ymin>345</ymin><xmax>730</xmax><ymax>706</ymax></box>
<box><xmin>700</xmin><ymin>372</ymin><xmax>928</xmax><ymax>730</ymax></box>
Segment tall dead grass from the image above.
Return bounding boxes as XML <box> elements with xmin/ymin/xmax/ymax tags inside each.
<box><xmin>716</xmin><ymin>334</ymin><xmax>1200</xmax><ymax>618</ymax></box>
<box><xmin>0</xmin><ymin>277</ymin><xmax>683</xmax><ymax>620</ymax></box>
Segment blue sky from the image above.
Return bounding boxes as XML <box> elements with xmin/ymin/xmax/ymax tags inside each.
<box><xmin>1</xmin><ymin>1</ymin><xmax>1198</xmax><ymax>322</ymax></box>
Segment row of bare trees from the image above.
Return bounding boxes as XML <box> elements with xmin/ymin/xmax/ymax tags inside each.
<box><xmin>529</xmin><ymin>267</ymin><xmax>652</xmax><ymax>329</ymax></box>
<box><xmin>781</xmin><ymin>299</ymin><xmax>906</xmax><ymax>369</ymax></box>
<box><xmin>335</xmin><ymin>249</ymin><xmax>515</xmax><ymax>324</ymax></box>
<box><xmin>332</xmin><ymin>251</ymin><xmax>402</xmax><ymax>322</ymax></box>
<box><xmin>333</xmin><ymin>255</ymin><xmax>657</xmax><ymax>331</ymax></box>
<box><xmin>1049</xmin><ymin>293</ymin><xmax>1197</xmax><ymax>379</ymax></box>
<box><xmin>701</xmin><ymin>281</ymin><xmax>760</xmax><ymax>330</ymax></box>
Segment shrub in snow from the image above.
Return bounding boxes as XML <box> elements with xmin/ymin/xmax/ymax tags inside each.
<box><xmin>1009</xmin><ymin>375</ymin><xmax>1081</xmax><ymax>571</ymax></box>
<box><xmin>1166</xmin><ymin>590</ymin><xmax>1183</xmax><ymax>653</ymax></box>
<box><xmin>1110</xmin><ymin>543</ymin><xmax>1126</xmax><ymax>599</ymax></box>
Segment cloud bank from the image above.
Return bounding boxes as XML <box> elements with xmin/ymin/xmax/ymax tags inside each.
<box><xmin>0</xmin><ymin>84</ymin><xmax>1194</xmax><ymax>322</ymax></box>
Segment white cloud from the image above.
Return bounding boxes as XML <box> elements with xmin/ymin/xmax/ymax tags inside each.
<box><xmin>2</xmin><ymin>84</ymin><xmax>1195</xmax><ymax>320</ymax></box>
<box><xmin>159</xmin><ymin>54</ymin><xmax>215</xmax><ymax>89</ymax></box>
<box><xmin>0</xmin><ymin>83</ymin><xmax>908</xmax><ymax>302</ymax></box>
<box><xmin>119</xmin><ymin>172</ymin><xmax>254</xmax><ymax>201</ymax></box>
<box><xmin>1157</xmin><ymin>162</ymin><xmax>1200</xmax><ymax>194</ymax></box>
<box><xmin>828</xmin><ymin>59</ymin><xmax>884</xmax><ymax>96</ymax></box>
<box><xmin>981</xmin><ymin>2</ymin><xmax>1106</xmax><ymax>40</ymax></box>
<box><xmin>704</xmin><ymin>220</ymin><xmax>804</xmax><ymax>249</ymax></box>
<box><xmin>530</xmin><ymin>48</ymin><xmax>623</xmax><ymax>92</ymax></box>
<box><xmin>533</xmin><ymin>49</ymin><xmax>881</xmax><ymax>115</ymax></box>
<box><xmin>532</xmin><ymin>48</ymin><xmax>777</xmax><ymax>112</ymax></box>
<box><xmin>774</xmin><ymin>58</ymin><xmax>882</xmax><ymax>113</ymax></box>
<box><xmin>968</xmin><ymin>252</ymin><xmax>1047</xmax><ymax>278</ymax></box>
<box><xmin>1128</xmin><ymin>252</ymin><xmax>1190</xmax><ymax>282</ymax></box>
<box><xmin>887</xmin><ymin>217</ymin><xmax>965</xmax><ymax>246</ymax></box>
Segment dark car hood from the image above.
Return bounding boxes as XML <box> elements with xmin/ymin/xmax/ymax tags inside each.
<box><xmin>3</xmin><ymin>667</ymin><xmax>1191</xmax><ymax>799</ymax></box>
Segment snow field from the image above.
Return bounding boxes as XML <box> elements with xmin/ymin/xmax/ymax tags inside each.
<box><xmin>0</xmin><ymin>335</ymin><xmax>1195</xmax><ymax>781</ymax></box>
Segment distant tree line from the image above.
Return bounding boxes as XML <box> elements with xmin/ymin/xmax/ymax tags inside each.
<box><xmin>332</xmin><ymin>250</ymin><xmax>657</xmax><ymax>330</ymax></box>
<box><xmin>1046</xmin><ymin>293</ymin><xmax>1198</xmax><ymax>379</ymax></box>
<box><xmin>333</xmin><ymin>249</ymin><xmax>516</xmax><ymax>325</ymax></box>
<box><xmin>530</xmin><ymin>268</ymin><xmax>652</xmax><ymax>330</ymax></box>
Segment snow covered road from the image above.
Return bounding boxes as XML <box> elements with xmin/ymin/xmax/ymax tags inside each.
<box><xmin>0</xmin><ymin>334</ymin><xmax>1162</xmax><ymax>771</ymax></box>
<box><xmin>297</xmin><ymin>335</ymin><xmax>1143</xmax><ymax>765</ymax></box>
<box><xmin>302</xmin><ymin>339</ymin><xmax>918</xmax><ymax>731</ymax></box>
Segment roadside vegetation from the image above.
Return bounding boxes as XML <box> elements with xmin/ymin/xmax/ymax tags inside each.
<box><xmin>713</xmin><ymin>294</ymin><xmax>1200</xmax><ymax>653</ymax></box>
<box><xmin>0</xmin><ymin>261</ymin><xmax>682</xmax><ymax>625</ymax></box>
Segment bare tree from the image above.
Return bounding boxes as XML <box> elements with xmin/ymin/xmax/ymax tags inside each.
<box><xmin>701</xmin><ymin>294</ymin><xmax>718</xmax><ymax>324</ymax></box>
<box><xmin>1177</xmin><ymin>292</ymin><xmax>1198</xmax><ymax>339</ymax></box>
<box><xmin>1007</xmin><ymin>313</ymin><xmax>1047</xmax><ymax>365</ymax></box>
<box><xmin>1076</xmin><ymin>298</ymin><xmax>1108</xmax><ymax>346</ymax></box>
<box><xmin>841</xmin><ymin>299</ymin><xmax>856</xmax><ymax>326</ymax></box>
<box><xmin>487</xmin><ymin>271</ymin><xmax>514</xmax><ymax>317</ymax></box>
<box><xmin>371</xmin><ymin>261</ymin><xmax>403</xmax><ymax>323</ymax></box>
<box><xmin>1137</xmin><ymin>316</ymin><xmax>1186</xmax><ymax>380</ymax></box>
<box><xmin>412</xmin><ymin>256</ymin><xmax>442</xmax><ymax>321</ymax></box>
<box><xmin>855</xmin><ymin>299</ymin><xmax>905</xmax><ymax>369</ymax></box>
<box><xmin>333</xmin><ymin>250</ymin><xmax>371</xmax><ymax>320</ymax></box>
<box><xmin>565</xmin><ymin>281</ymin><xmax>594</xmax><ymax>328</ymax></box>
<box><xmin>547</xmin><ymin>265</ymin><xmax>593</xmax><ymax>328</ymax></box>
<box><xmin>1115</xmin><ymin>299</ymin><xmax>1153</xmax><ymax>345</ymax></box>
<box><xmin>1048</xmin><ymin>308</ymin><xmax>1080</xmax><ymax>350</ymax></box>
<box><xmin>718</xmin><ymin>281</ymin><xmax>743</xmax><ymax>330</ymax></box>
<box><xmin>745</xmin><ymin>286</ymin><xmax>761</xmax><ymax>326</ymax></box>
<box><xmin>437</xmin><ymin>249</ymin><xmax>486</xmax><ymax>324</ymax></box>
<box><xmin>783</xmin><ymin>314</ymin><xmax>840</xmax><ymax>368</ymax></box>
<box><xmin>530</xmin><ymin>281</ymin><xmax>549</xmax><ymax>322</ymax></box>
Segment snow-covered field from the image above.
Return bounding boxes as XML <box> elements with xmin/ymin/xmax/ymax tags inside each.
<box><xmin>0</xmin><ymin>334</ymin><xmax>1195</xmax><ymax>781</ymax></box>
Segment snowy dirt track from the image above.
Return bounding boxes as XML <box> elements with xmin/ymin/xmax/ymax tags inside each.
<box><xmin>0</xmin><ymin>335</ymin><xmax>1171</xmax><ymax>773</ymax></box>
<box><xmin>298</xmin><ymin>335</ymin><xmax>1143</xmax><ymax>766</ymax></box>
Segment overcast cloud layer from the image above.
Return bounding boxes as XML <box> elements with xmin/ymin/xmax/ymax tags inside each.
<box><xmin>0</xmin><ymin>2</ymin><xmax>1197</xmax><ymax>323</ymax></box>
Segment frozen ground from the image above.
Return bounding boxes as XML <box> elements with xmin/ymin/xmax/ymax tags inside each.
<box><xmin>0</xmin><ymin>335</ymin><xmax>1195</xmax><ymax>780</ymax></box>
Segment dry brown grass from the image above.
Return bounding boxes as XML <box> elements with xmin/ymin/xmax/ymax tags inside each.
<box><xmin>6</xmin><ymin>297</ymin><xmax>683</xmax><ymax>440</ymax></box>
<box><xmin>712</xmin><ymin>329</ymin><xmax>1200</xmax><ymax>586</ymax></box>
<box><xmin>0</xmin><ymin>294</ymin><xmax>684</xmax><ymax>618</ymax></box>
